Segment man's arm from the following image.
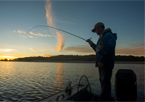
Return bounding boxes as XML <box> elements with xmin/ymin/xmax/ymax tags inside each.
<box><xmin>87</xmin><ymin>40</ymin><xmax>96</xmax><ymax>52</ymax></box>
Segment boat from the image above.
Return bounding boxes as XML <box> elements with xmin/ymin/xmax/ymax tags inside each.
<box><xmin>39</xmin><ymin>69</ymin><xmax>137</xmax><ymax>101</ymax></box>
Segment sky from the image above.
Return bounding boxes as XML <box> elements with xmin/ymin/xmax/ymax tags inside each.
<box><xmin>0</xmin><ymin>0</ymin><xmax>144</xmax><ymax>59</ymax></box>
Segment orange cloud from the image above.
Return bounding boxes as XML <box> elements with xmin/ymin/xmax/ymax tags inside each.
<box><xmin>45</xmin><ymin>0</ymin><xmax>65</xmax><ymax>52</ymax></box>
<box><xmin>116</xmin><ymin>42</ymin><xmax>145</xmax><ymax>56</ymax></box>
<box><xmin>63</xmin><ymin>45</ymin><xmax>95</xmax><ymax>54</ymax></box>
<box><xmin>56</xmin><ymin>31</ymin><xmax>65</xmax><ymax>52</ymax></box>
<box><xmin>29</xmin><ymin>32</ymin><xmax>52</xmax><ymax>37</ymax></box>
<box><xmin>63</xmin><ymin>43</ymin><xmax>145</xmax><ymax>56</ymax></box>
<box><xmin>116</xmin><ymin>47</ymin><xmax>144</xmax><ymax>56</ymax></box>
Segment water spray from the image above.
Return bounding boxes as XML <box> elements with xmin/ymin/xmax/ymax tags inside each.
<box><xmin>27</xmin><ymin>25</ymin><xmax>91</xmax><ymax>41</ymax></box>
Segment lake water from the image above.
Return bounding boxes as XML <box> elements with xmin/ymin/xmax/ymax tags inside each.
<box><xmin>0</xmin><ymin>62</ymin><xmax>144</xmax><ymax>101</ymax></box>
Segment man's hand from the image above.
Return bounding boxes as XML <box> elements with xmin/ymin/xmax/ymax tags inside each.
<box><xmin>86</xmin><ymin>39</ymin><xmax>92</xmax><ymax>45</ymax></box>
<box><xmin>98</xmin><ymin>62</ymin><xmax>104</xmax><ymax>68</ymax></box>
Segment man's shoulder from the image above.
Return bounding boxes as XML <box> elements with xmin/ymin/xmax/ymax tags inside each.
<box><xmin>104</xmin><ymin>32</ymin><xmax>117</xmax><ymax>41</ymax></box>
<box><xmin>103</xmin><ymin>32</ymin><xmax>113</xmax><ymax>37</ymax></box>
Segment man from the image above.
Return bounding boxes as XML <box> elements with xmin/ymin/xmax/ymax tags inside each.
<box><xmin>87</xmin><ymin>22</ymin><xmax>117</xmax><ymax>101</ymax></box>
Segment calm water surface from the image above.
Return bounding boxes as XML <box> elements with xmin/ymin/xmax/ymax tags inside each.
<box><xmin>0</xmin><ymin>62</ymin><xmax>144</xmax><ymax>101</ymax></box>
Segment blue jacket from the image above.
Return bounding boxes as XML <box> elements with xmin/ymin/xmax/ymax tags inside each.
<box><xmin>90</xmin><ymin>28</ymin><xmax>117</xmax><ymax>68</ymax></box>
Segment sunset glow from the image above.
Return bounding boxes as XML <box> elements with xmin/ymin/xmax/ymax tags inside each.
<box><xmin>0</xmin><ymin>1</ymin><xmax>144</xmax><ymax>59</ymax></box>
<box><xmin>1</xmin><ymin>56</ymin><xmax>14</xmax><ymax>58</ymax></box>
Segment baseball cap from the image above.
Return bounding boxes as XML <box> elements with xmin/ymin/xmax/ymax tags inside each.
<box><xmin>92</xmin><ymin>22</ymin><xmax>105</xmax><ymax>32</ymax></box>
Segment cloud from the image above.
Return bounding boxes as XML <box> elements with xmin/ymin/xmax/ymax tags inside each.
<box><xmin>30</xmin><ymin>48</ymin><xmax>39</xmax><ymax>51</ymax></box>
<box><xmin>62</xmin><ymin>42</ymin><xmax>145</xmax><ymax>56</ymax></box>
<box><xmin>16</xmin><ymin>29</ymin><xmax>52</xmax><ymax>38</ymax></box>
<box><xmin>116</xmin><ymin>42</ymin><xmax>145</xmax><ymax>56</ymax></box>
<box><xmin>29</xmin><ymin>36</ymin><xmax>33</xmax><ymax>38</ymax></box>
<box><xmin>29</xmin><ymin>48</ymin><xmax>47</xmax><ymax>52</ymax></box>
<box><xmin>15</xmin><ymin>1</ymin><xmax>65</xmax><ymax>52</ymax></box>
<box><xmin>0</xmin><ymin>49</ymin><xmax>15</xmax><ymax>53</ymax></box>
<box><xmin>15</xmin><ymin>29</ymin><xmax>28</xmax><ymax>38</ymax></box>
<box><xmin>56</xmin><ymin>31</ymin><xmax>65</xmax><ymax>52</ymax></box>
<box><xmin>116</xmin><ymin>47</ymin><xmax>144</xmax><ymax>56</ymax></box>
<box><xmin>63</xmin><ymin>45</ymin><xmax>94</xmax><ymax>54</ymax></box>
<box><xmin>45</xmin><ymin>0</ymin><xmax>65</xmax><ymax>52</ymax></box>
<box><xmin>17</xmin><ymin>29</ymin><xmax>26</xmax><ymax>34</ymax></box>
<box><xmin>1</xmin><ymin>56</ymin><xmax>15</xmax><ymax>58</ymax></box>
<box><xmin>45</xmin><ymin>0</ymin><xmax>54</xmax><ymax>27</ymax></box>
<box><xmin>29</xmin><ymin>32</ymin><xmax>52</xmax><ymax>37</ymax></box>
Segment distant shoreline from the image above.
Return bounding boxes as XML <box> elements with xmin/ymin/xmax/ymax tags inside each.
<box><xmin>1</xmin><ymin>55</ymin><xmax>144</xmax><ymax>63</ymax></box>
<box><xmin>3</xmin><ymin>61</ymin><xmax>144</xmax><ymax>64</ymax></box>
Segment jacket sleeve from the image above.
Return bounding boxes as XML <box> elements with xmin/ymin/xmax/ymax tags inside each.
<box><xmin>98</xmin><ymin>33</ymin><xmax>116</xmax><ymax>63</ymax></box>
<box><xmin>90</xmin><ymin>42</ymin><xmax>96</xmax><ymax>52</ymax></box>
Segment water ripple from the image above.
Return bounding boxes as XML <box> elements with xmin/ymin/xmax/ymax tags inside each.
<box><xmin>0</xmin><ymin>62</ymin><xmax>144</xmax><ymax>101</ymax></box>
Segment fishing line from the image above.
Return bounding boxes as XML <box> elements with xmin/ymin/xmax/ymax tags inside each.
<box><xmin>27</xmin><ymin>25</ymin><xmax>89</xmax><ymax>41</ymax></box>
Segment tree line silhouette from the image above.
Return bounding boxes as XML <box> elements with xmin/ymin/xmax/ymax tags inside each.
<box><xmin>0</xmin><ymin>55</ymin><xmax>144</xmax><ymax>62</ymax></box>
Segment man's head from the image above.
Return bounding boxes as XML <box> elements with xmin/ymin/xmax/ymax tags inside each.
<box><xmin>92</xmin><ymin>22</ymin><xmax>105</xmax><ymax>35</ymax></box>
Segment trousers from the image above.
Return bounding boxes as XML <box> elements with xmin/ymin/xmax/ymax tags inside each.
<box><xmin>98</xmin><ymin>66</ymin><xmax>113</xmax><ymax>101</ymax></box>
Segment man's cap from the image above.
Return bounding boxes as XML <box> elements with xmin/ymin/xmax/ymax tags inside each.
<box><xmin>92</xmin><ymin>22</ymin><xmax>105</xmax><ymax>32</ymax></box>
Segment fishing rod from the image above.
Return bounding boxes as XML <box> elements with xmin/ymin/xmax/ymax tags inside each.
<box><xmin>27</xmin><ymin>25</ymin><xmax>91</xmax><ymax>41</ymax></box>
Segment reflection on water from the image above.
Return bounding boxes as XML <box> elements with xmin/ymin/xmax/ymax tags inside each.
<box><xmin>0</xmin><ymin>62</ymin><xmax>144</xmax><ymax>101</ymax></box>
<box><xmin>55</xmin><ymin>63</ymin><xmax>63</xmax><ymax>92</ymax></box>
<box><xmin>0</xmin><ymin>62</ymin><xmax>15</xmax><ymax>79</ymax></box>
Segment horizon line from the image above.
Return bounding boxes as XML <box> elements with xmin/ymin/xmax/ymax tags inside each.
<box><xmin>0</xmin><ymin>54</ymin><xmax>144</xmax><ymax>60</ymax></box>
